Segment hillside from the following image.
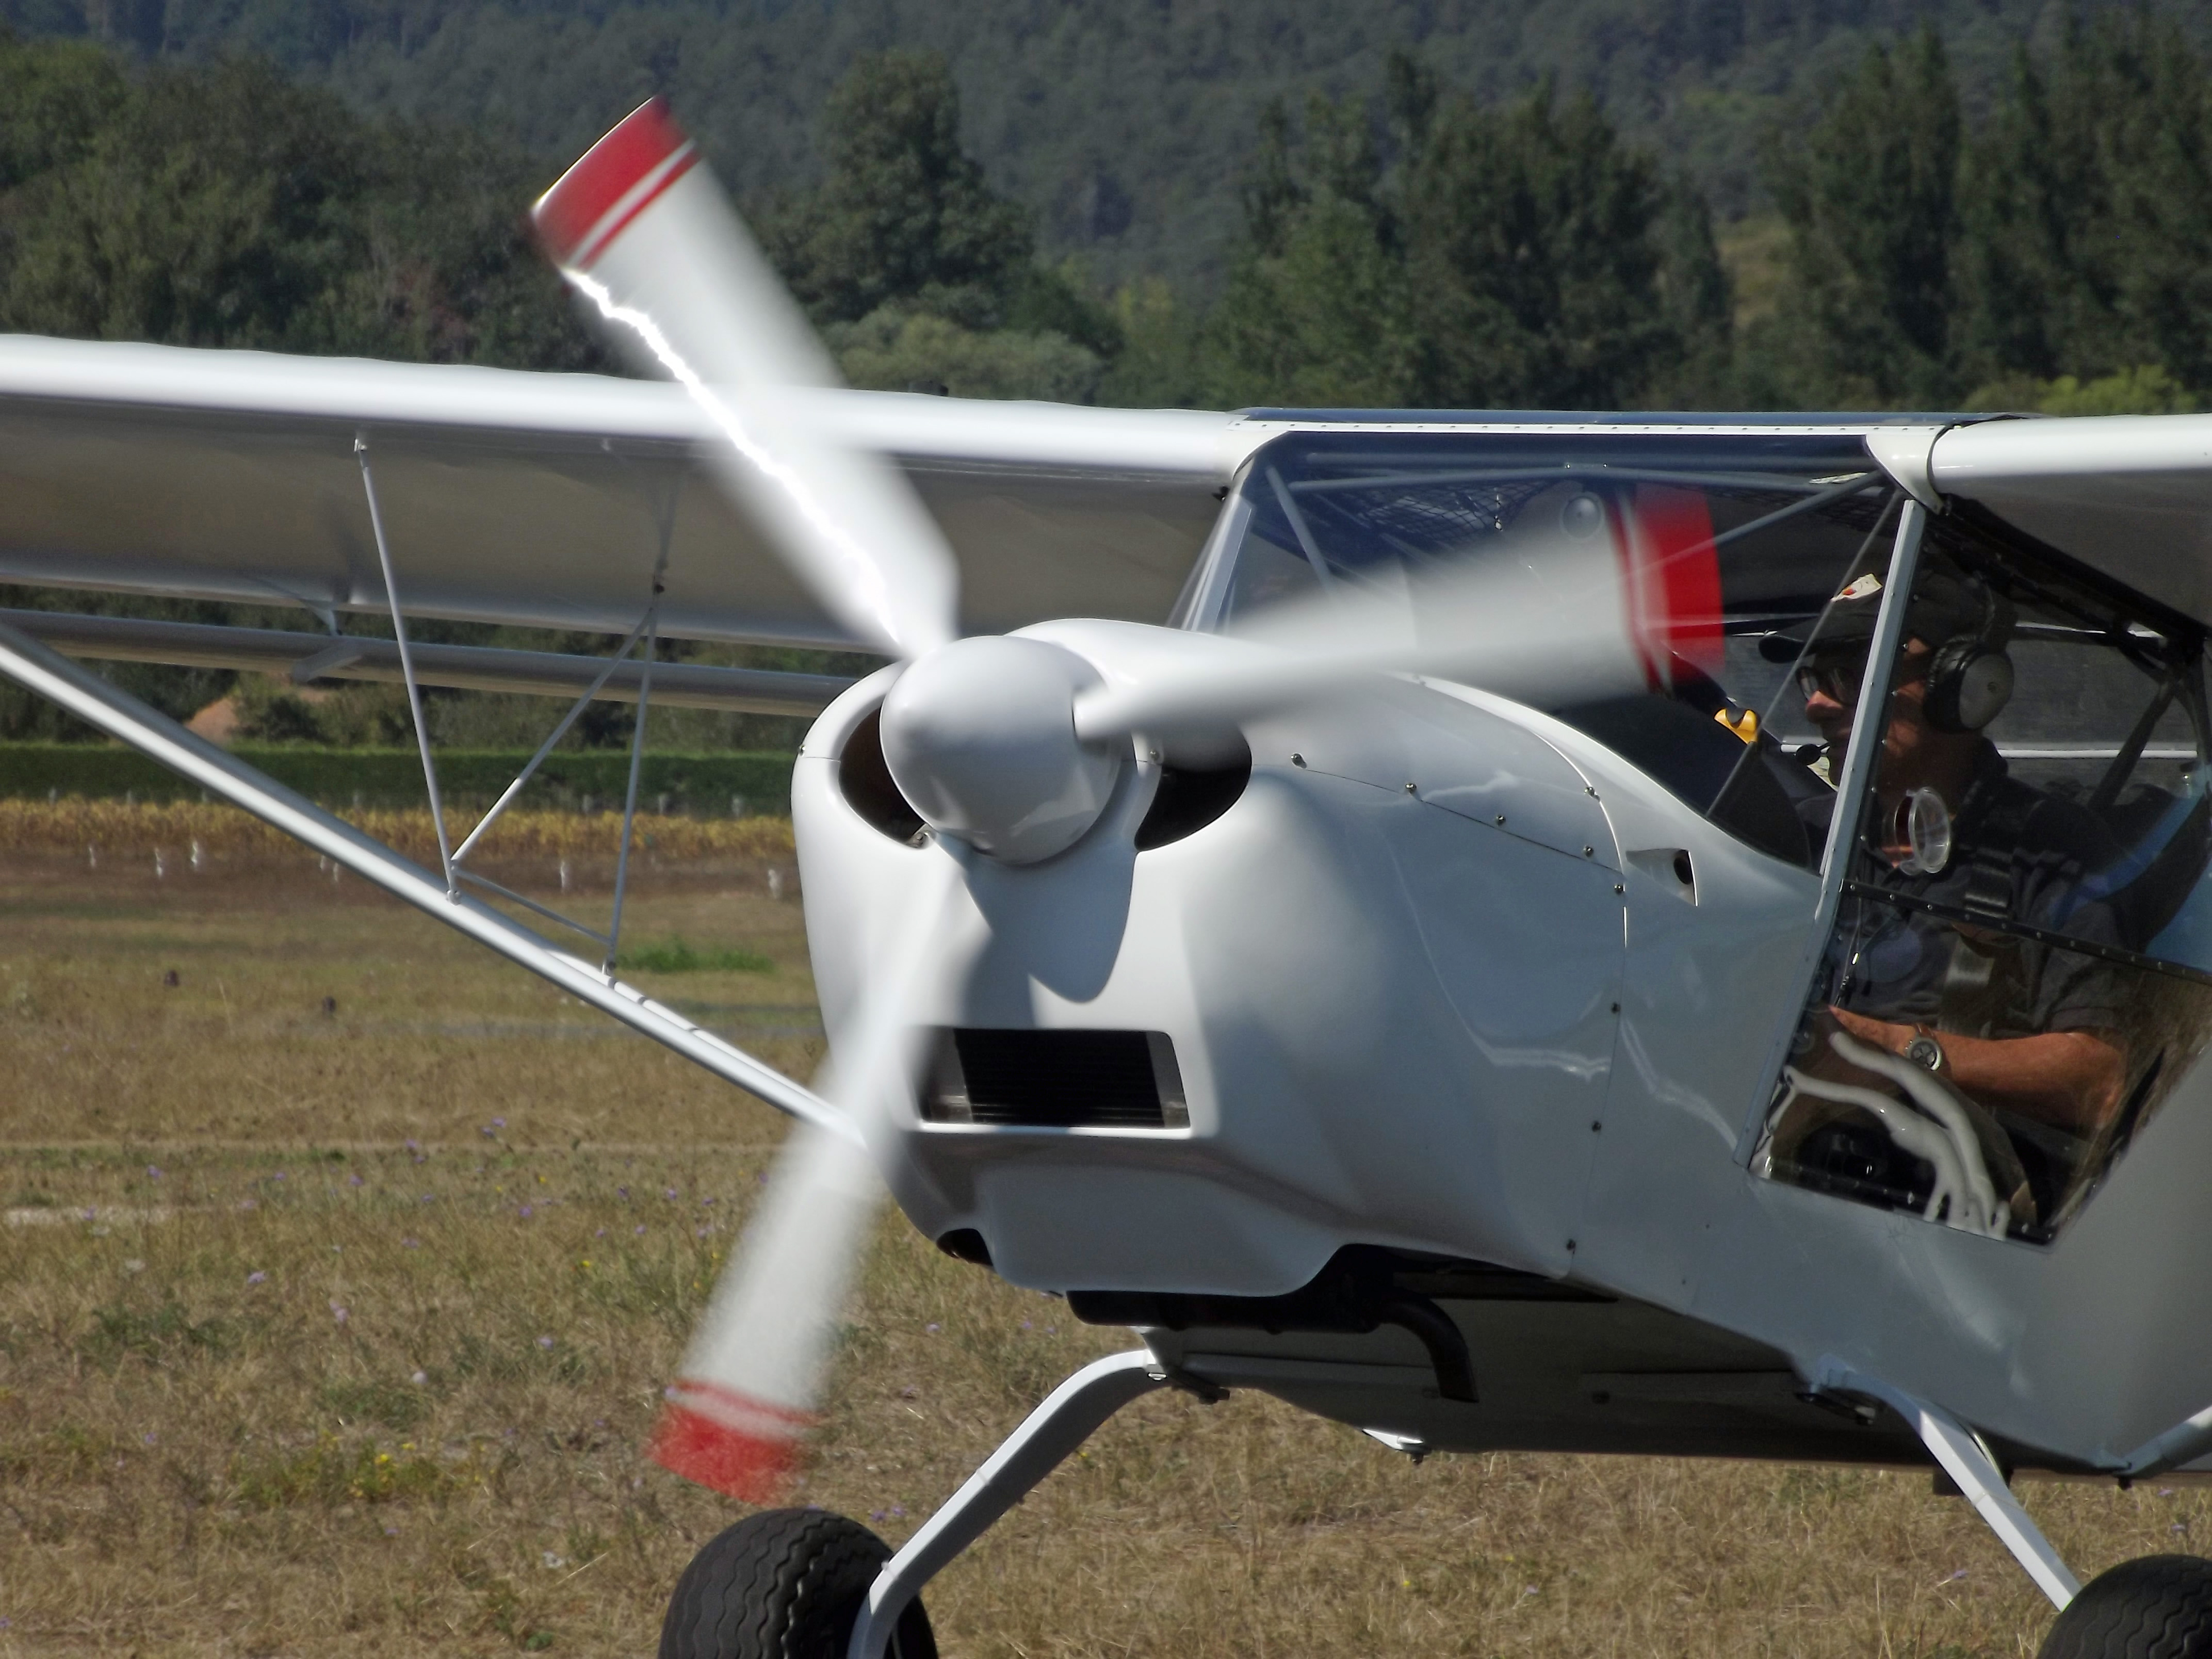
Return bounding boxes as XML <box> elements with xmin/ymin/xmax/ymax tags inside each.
<box><xmin>0</xmin><ymin>0</ymin><xmax>2173</xmax><ymax>292</ymax></box>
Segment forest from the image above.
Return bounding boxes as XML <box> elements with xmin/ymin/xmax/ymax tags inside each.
<box><xmin>4</xmin><ymin>4</ymin><xmax>2212</xmax><ymax>742</ymax></box>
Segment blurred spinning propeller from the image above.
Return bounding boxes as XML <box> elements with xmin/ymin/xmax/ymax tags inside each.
<box><xmin>534</xmin><ymin>98</ymin><xmax>1721</xmax><ymax>1502</ymax></box>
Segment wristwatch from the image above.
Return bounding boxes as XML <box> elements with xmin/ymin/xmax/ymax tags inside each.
<box><xmin>1904</xmin><ymin>1031</ymin><xmax>1947</xmax><ymax>1075</ymax></box>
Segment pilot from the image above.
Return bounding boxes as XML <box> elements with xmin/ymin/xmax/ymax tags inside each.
<box><xmin>1767</xmin><ymin>563</ymin><xmax>2129</xmax><ymax>1135</ymax></box>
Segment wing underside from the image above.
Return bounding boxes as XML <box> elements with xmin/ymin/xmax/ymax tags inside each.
<box><xmin>0</xmin><ymin>337</ymin><xmax>1239</xmax><ymax>660</ymax></box>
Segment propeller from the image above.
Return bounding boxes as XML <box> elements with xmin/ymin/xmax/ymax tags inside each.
<box><xmin>534</xmin><ymin>99</ymin><xmax>1721</xmax><ymax>1504</ymax></box>
<box><xmin>535</xmin><ymin>101</ymin><xmax>972</xmax><ymax>1502</ymax></box>
<box><xmin>1075</xmin><ymin>496</ymin><xmax>1716</xmax><ymax>742</ymax></box>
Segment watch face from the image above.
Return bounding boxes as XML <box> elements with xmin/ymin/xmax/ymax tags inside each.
<box><xmin>1905</xmin><ymin>1034</ymin><xmax>1943</xmax><ymax>1072</ymax></box>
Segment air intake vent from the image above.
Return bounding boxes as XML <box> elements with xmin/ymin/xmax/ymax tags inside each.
<box><xmin>837</xmin><ymin>705</ymin><xmax>925</xmax><ymax>844</ymax></box>
<box><xmin>923</xmin><ymin>1029</ymin><xmax>1188</xmax><ymax>1129</ymax></box>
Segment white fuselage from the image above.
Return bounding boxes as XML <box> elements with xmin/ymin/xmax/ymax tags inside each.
<box><xmin>793</xmin><ymin>617</ymin><xmax>2212</xmax><ymax>1476</ymax></box>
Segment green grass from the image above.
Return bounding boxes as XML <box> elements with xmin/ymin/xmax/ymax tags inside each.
<box><xmin>621</xmin><ymin>938</ymin><xmax>775</xmax><ymax>974</ymax></box>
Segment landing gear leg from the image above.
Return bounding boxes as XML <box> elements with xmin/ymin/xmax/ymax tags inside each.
<box><xmin>844</xmin><ymin>1347</ymin><xmax>1176</xmax><ymax>1659</ymax></box>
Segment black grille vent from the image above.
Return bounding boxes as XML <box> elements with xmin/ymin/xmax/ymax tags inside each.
<box><xmin>923</xmin><ymin>1029</ymin><xmax>1188</xmax><ymax>1129</ymax></box>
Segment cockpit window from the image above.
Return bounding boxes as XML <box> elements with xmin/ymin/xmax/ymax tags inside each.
<box><xmin>1195</xmin><ymin>430</ymin><xmax>1899</xmax><ymax>868</ymax></box>
<box><xmin>1757</xmin><ymin>517</ymin><xmax>2212</xmax><ymax>1242</ymax></box>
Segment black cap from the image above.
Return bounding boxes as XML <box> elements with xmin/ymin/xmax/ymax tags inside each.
<box><xmin>1759</xmin><ymin>565</ymin><xmax>2011</xmax><ymax>663</ymax></box>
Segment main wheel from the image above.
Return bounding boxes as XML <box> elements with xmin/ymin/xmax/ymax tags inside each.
<box><xmin>658</xmin><ymin>1508</ymin><xmax>937</xmax><ymax>1659</ymax></box>
<box><xmin>2039</xmin><ymin>1555</ymin><xmax>2212</xmax><ymax>1658</ymax></box>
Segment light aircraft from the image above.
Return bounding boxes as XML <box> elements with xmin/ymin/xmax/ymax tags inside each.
<box><xmin>4</xmin><ymin>97</ymin><xmax>2212</xmax><ymax>1659</ymax></box>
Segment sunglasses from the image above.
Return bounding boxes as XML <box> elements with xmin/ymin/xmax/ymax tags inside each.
<box><xmin>1796</xmin><ymin>648</ymin><xmax>1931</xmax><ymax>707</ymax></box>
<box><xmin>1794</xmin><ymin>653</ymin><xmax>1868</xmax><ymax>706</ymax></box>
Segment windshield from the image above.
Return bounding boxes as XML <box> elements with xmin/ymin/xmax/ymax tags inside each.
<box><xmin>1758</xmin><ymin>512</ymin><xmax>2212</xmax><ymax>1243</ymax></box>
<box><xmin>1190</xmin><ymin>429</ymin><xmax>1900</xmax><ymax>868</ymax></box>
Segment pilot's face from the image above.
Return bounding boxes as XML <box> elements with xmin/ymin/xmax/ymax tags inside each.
<box><xmin>1800</xmin><ymin>637</ymin><xmax>1980</xmax><ymax>804</ymax></box>
<box><xmin>1798</xmin><ymin>638</ymin><xmax>1934</xmax><ymax>757</ymax></box>
<box><xmin>1874</xmin><ymin>641</ymin><xmax>1941</xmax><ymax>787</ymax></box>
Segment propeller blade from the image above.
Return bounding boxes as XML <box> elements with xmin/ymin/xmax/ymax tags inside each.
<box><xmin>533</xmin><ymin>100</ymin><xmax>958</xmax><ymax>661</ymax></box>
<box><xmin>649</xmin><ymin>856</ymin><xmax>963</xmax><ymax>1502</ymax></box>
<box><xmin>652</xmin><ymin>1121</ymin><xmax>880</xmax><ymax>1502</ymax></box>
<box><xmin>1073</xmin><ymin>486</ymin><xmax>1721</xmax><ymax>741</ymax></box>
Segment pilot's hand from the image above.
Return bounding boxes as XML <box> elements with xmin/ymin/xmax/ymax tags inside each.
<box><xmin>1828</xmin><ymin>1006</ymin><xmax>1914</xmax><ymax>1058</ymax></box>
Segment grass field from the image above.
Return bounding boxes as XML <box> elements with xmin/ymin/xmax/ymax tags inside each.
<box><xmin>2</xmin><ymin>820</ymin><xmax>2207</xmax><ymax>1657</ymax></box>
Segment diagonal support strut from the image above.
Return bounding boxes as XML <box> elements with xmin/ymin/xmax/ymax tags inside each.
<box><xmin>1813</xmin><ymin>1359</ymin><xmax>2079</xmax><ymax>1611</ymax></box>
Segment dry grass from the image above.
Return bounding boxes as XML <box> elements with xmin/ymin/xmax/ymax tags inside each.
<box><xmin>1</xmin><ymin>819</ymin><xmax>2207</xmax><ymax>1657</ymax></box>
<box><xmin>0</xmin><ymin>798</ymin><xmax>795</xmax><ymax>864</ymax></box>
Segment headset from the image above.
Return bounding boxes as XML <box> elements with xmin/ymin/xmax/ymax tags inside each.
<box><xmin>1921</xmin><ymin>579</ymin><xmax>2016</xmax><ymax>734</ymax></box>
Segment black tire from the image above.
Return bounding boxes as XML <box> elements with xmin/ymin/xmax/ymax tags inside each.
<box><xmin>2040</xmin><ymin>1555</ymin><xmax>2212</xmax><ymax>1658</ymax></box>
<box><xmin>658</xmin><ymin>1508</ymin><xmax>937</xmax><ymax>1659</ymax></box>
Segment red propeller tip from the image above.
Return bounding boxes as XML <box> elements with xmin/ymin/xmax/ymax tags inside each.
<box><xmin>533</xmin><ymin>97</ymin><xmax>698</xmax><ymax>272</ymax></box>
<box><xmin>1627</xmin><ymin>484</ymin><xmax>1724</xmax><ymax>683</ymax></box>
<box><xmin>650</xmin><ymin>1379</ymin><xmax>816</xmax><ymax>1503</ymax></box>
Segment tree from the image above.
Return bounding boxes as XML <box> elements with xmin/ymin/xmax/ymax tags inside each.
<box><xmin>1400</xmin><ymin>82</ymin><xmax>1684</xmax><ymax>409</ymax></box>
<box><xmin>1765</xmin><ymin>29</ymin><xmax>1961</xmax><ymax>406</ymax></box>
<box><xmin>1201</xmin><ymin>58</ymin><xmax>1697</xmax><ymax>411</ymax></box>
<box><xmin>0</xmin><ymin>38</ymin><xmax>600</xmax><ymax>368</ymax></box>
<box><xmin>1959</xmin><ymin>14</ymin><xmax>2212</xmax><ymax>400</ymax></box>
<box><xmin>1649</xmin><ymin>174</ymin><xmax>1736</xmax><ymax>407</ymax></box>
<box><xmin>1201</xmin><ymin>91</ymin><xmax>1416</xmax><ymax>408</ymax></box>
<box><xmin>761</xmin><ymin>47</ymin><xmax>1124</xmax><ymax>400</ymax></box>
<box><xmin>764</xmin><ymin>47</ymin><xmax>1034</xmax><ymax>328</ymax></box>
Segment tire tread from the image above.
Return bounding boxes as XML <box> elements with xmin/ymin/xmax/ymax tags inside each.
<box><xmin>658</xmin><ymin>1508</ymin><xmax>935</xmax><ymax>1659</ymax></box>
<box><xmin>2040</xmin><ymin>1555</ymin><xmax>2212</xmax><ymax>1659</ymax></box>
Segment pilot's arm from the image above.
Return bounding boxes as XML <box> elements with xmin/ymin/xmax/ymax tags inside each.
<box><xmin>1825</xmin><ymin>1009</ymin><xmax>2124</xmax><ymax>1134</ymax></box>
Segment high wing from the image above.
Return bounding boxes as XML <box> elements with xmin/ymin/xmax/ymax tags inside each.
<box><xmin>11</xmin><ymin>332</ymin><xmax>2212</xmax><ymax>672</ymax></box>
<box><xmin>1930</xmin><ymin>414</ymin><xmax>2212</xmax><ymax>626</ymax></box>
<box><xmin>0</xmin><ymin>335</ymin><xmax>1250</xmax><ymax>658</ymax></box>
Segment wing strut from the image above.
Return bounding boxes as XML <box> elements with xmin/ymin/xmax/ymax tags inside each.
<box><xmin>605</xmin><ymin>582</ymin><xmax>660</xmax><ymax>973</ymax></box>
<box><xmin>0</xmin><ymin>615</ymin><xmax>856</xmax><ymax>1143</ymax></box>
<box><xmin>354</xmin><ymin>434</ymin><xmax>456</xmax><ymax>891</ymax></box>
